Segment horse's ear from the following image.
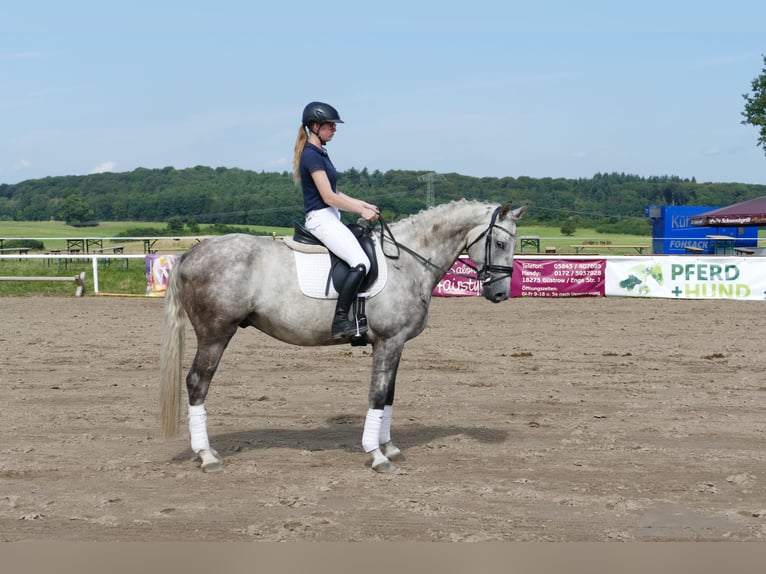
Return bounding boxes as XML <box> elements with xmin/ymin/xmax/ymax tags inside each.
<box><xmin>499</xmin><ymin>201</ymin><xmax>513</xmax><ymax>219</ymax></box>
<box><xmin>499</xmin><ymin>201</ymin><xmax>527</xmax><ymax>220</ymax></box>
<box><xmin>512</xmin><ymin>205</ymin><xmax>528</xmax><ymax>219</ymax></box>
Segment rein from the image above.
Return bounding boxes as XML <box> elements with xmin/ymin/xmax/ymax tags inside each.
<box><xmin>375</xmin><ymin>216</ymin><xmax>447</xmax><ymax>274</ymax></box>
<box><xmin>373</xmin><ymin>206</ymin><xmax>514</xmax><ymax>286</ymax></box>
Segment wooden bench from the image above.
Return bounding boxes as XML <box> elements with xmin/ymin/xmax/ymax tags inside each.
<box><xmin>44</xmin><ymin>249</ymin><xmax>71</xmax><ymax>271</ymax></box>
<box><xmin>519</xmin><ymin>235</ymin><xmax>541</xmax><ymax>253</ymax></box>
<box><xmin>94</xmin><ymin>245</ymin><xmax>129</xmax><ymax>269</ymax></box>
<box><xmin>684</xmin><ymin>246</ymin><xmax>705</xmax><ymax>254</ymax></box>
<box><xmin>0</xmin><ymin>247</ymin><xmax>30</xmax><ymax>259</ymax></box>
<box><xmin>570</xmin><ymin>245</ymin><xmax>648</xmax><ymax>254</ymax></box>
<box><xmin>94</xmin><ymin>245</ymin><xmax>125</xmax><ymax>254</ymax></box>
<box><xmin>734</xmin><ymin>247</ymin><xmax>755</xmax><ymax>256</ymax></box>
<box><xmin>0</xmin><ymin>271</ymin><xmax>86</xmax><ymax>296</ymax></box>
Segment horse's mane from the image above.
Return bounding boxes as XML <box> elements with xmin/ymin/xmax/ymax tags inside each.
<box><xmin>389</xmin><ymin>199</ymin><xmax>494</xmax><ymax>231</ymax></box>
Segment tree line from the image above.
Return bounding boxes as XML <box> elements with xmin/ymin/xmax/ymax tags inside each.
<box><xmin>1</xmin><ymin>165</ymin><xmax>765</xmax><ymax>234</ymax></box>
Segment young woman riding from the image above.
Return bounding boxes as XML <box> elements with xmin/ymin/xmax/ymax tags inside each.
<box><xmin>292</xmin><ymin>101</ymin><xmax>380</xmax><ymax>339</ymax></box>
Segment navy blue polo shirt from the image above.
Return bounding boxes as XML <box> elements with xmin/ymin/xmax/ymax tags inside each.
<box><xmin>300</xmin><ymin>143</ymin><xmax>338</xmax><ymax>214</ymax></box>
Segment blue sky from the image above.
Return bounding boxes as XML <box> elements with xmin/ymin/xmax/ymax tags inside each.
<box><xmin>2</xmin><ymin>1</ymin><xmax>765</xmax><ymax>186</ymax></box>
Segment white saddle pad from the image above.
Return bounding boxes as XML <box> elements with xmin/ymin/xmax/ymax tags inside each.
<box><xmin>292</xmin><ymin>238</ymin><xmax>387</xmax><ymax>299</ymax></box>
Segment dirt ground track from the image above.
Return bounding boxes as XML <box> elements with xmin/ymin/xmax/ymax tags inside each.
<box><xmin>1</xmin><ymin>295</ymin><xmax>764</xmax><ymax>541</ymax></box>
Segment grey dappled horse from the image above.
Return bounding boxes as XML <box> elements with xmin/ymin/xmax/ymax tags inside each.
<box><xmin>159</xmin><ymin>199</ymin><xmax>526</xmax><ymax>472</ymax></box>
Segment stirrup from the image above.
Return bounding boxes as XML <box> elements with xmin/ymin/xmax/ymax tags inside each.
<box><xmin>332</xmin><ymin>315</ymin><xmax>368</xmax><ymax>340</ymax></box>
<box><xmin>350</xmin><ymin>298</ymin><xmax>369</xmax><ymax>346</ymax></box>
<box><xmin>349</xmin><ymin>310</ymin><xmax>369</xmax><ymax>345</ymax></box>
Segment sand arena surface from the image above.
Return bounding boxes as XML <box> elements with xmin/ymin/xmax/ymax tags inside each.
<box><xmin>1</xmin><ymin>295</ymin><xmax>764</xmax><ymax>541</ymax></box>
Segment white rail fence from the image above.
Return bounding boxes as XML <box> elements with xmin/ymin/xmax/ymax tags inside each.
<box><xmin>0</xmin><ymin>253</ymin><xmax>148</xmax><ymax>294</ymax></box>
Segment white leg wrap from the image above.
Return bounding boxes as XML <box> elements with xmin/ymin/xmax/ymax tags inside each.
<box><xmin>188</xmin><ymin>403</ymin><xmax>210</xmax><ymax>453</ymax></box>
<box><xmin>362</xmin><ymin>408</ymin><xmax>384</xmax><ymax>453</ymax></box>
<box><xmin>380</xmin><ymin>405</ymin><xmax>393</xmax><ymax>444</ymax></box>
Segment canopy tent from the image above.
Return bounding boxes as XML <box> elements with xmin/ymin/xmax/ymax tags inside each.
<box><xmin>690</xmin><ymin>196</ymin><xmax>766</xmax><ymax>227</ymax></box>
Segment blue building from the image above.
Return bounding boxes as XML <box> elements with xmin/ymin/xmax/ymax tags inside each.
<box><xmin>645</xmin><ymin>205</ymin><xmax>758</xmax><ymax>255</ymax></box>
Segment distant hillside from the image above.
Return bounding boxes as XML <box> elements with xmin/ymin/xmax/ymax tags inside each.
<box><xmin>1</xmin><ymin>166</ymin><xmax>765</xmax><ymax>231</ymax></box>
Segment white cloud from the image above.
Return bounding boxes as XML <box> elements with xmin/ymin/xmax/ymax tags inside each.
<box><xmin>91</xmin><ymin>160</ymin><xmax>116</xmax><ymax>174</ymax></box>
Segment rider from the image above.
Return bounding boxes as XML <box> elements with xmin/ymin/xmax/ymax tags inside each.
<box><xmin>293</xmin><ymin>101</ymin><xmax>380</xmax><ymax>339</ymax></box>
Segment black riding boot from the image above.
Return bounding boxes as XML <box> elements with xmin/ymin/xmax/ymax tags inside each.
<box><xmin>332</xmin><ymin>264</ymin><xmax>367</xmax><ymax>339</ymax></box>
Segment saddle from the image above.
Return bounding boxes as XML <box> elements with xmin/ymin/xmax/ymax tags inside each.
<box><xmin>289</xmin><ymin>221</ymin><xmax>380</xmax><ymax>347</ymax></box>
<box><xmin>291</xmin><ymin>221</ymin><xmax>379</xmax><ymax>295</ymax></box>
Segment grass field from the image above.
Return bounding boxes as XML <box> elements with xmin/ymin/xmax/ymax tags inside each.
<box><xmin>0</xmin><ymin>221</ymin><xmax>289</xmax><ymax>252</ymax></box>
<box><xmin>511</xmin><ymin>224</ymin><xmax>653</xmax><ymax>255</ymax></box>
<box><xmin>1</xmin><ymin>220</ymin><xmax>651</xmax><ymax>250</ymax></box>
<box><xmin>0</xmin><ymin>257</ymin><xmax>147</xmax><ymax>296</ymax></box>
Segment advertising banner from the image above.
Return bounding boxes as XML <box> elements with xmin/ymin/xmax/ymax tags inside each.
<box><xmin>511</xmin><ymin>258</ymin><xmax>606</xmax><ymax>298</ymax></box>
<box><xmin>145</xmin><ymin>253</ymin><xmax>182</xmax><ymax>296</ymax></box>
<box><xmin>143</xmin><ymin>252</ymin><xmax>766</xmax><ymax>301</ymax></box>
<box><xmin>605</xmin><ymin>257</ymin><xmax>766</xmax><ymax>300</ymax></box>
<box><xmin>433</xmin><ymin>256</ymin><xmax>481</xmax><ymax>297</ymax></box>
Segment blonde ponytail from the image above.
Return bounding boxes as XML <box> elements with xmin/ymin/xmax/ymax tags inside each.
<box><xmin>292</xmin><ymin>126</ymin><xmax>308</xmax><ymax>185</ymax></box>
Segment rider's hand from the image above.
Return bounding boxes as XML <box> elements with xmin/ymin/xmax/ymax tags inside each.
<box><xmin>362</xmin><ymin>204</ymin><xmax>379</xmax><ymax>222</ymax></box>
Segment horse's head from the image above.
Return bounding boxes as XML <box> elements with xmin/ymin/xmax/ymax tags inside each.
<box><xmin>465</xmin><ymin>201</ymin><xmax>527</xmax><ymax>303</ymax></box>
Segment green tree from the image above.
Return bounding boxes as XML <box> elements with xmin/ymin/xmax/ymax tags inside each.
<box><xmin>742</xmin><ymin>54</ymin><xmax>766</xmax><ymax>157</ymax></box>
<box><xmin>59</xmin><ymin>189</ymin><xmax>96</xmax><ymax>225</ymax></box>
<box><xmin>165</xmin><ymin>216</ymin><xmax>185</xmax><ymax>234</ymax></box>
<box><xmin>560</xmin><ymin>218</ymin><xmax>577</xmax><ymax>236</ymax></box>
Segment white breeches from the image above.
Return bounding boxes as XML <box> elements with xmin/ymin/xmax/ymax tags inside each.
<box><xmin>305</xmin><ymin>207</ymin><xmax>370</xmax><ymax>271</ymax></box>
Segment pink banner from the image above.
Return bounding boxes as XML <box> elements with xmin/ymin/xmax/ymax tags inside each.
<box><xmin>433</xmin><ymin>256</ymin><xmax>481</xmax><ymax>297</ymax></box>
<box><xmin>511</xmin><ymin>258</ymin><xmax>606</xmax><ymax>298</ymax></box>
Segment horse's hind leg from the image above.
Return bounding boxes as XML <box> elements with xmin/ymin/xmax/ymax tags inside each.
<box><xmin>186</xmin><ymin>336</ymin><xmax>234</xmax><ymax>472</ymax></box>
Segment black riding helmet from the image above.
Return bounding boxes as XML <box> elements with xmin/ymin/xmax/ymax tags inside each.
<box><xmin>302</xmin><ymin>101</ymin><xmax>344</xmax><ymax>127</ymax></box>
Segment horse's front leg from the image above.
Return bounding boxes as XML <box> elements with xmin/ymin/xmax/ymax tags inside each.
<box><xmin>364</xmin><ymin>340</ymin><xmax>406</xmax><ymax>473</ymax></box>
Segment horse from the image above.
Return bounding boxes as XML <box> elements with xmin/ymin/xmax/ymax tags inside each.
<box><xmin>159</xmin><ymin>199</ymin><xmax>526</xmax><ymax>472</ymax></box>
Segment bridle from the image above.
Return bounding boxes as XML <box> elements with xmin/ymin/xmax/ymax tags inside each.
<box><xmin>376</xmin><ymin>205</ymin><xmax>515</xmax><ymax>286</ymax></box>
<box><xmin>462</xmin><ymin>205</ymin><xmax>515</xmax><ymax>285</ymax></box>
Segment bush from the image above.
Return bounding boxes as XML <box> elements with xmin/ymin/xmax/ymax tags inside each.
<box><xmin>165</xmin><ymin>216</ymin><xmax>185</xmax><ymax>234</ymax></box>
<box><xmin>3</xmin><ymin>239</ymin><xmax>45</xmax><ymax>250</ymax></box>
<box><xmin>116</xmin><ymin>227</ymin><xmax>165</xmax><ymax>238</ymax></box>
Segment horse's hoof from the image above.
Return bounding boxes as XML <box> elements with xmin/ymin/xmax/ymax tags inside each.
<box><xmin>201</xmin><ymin>460</ymin><xmax>223</xmax><ymax>473</ymax></box>
<box><xmin>381</xmin><ymin>442</ymin><xmax>407</xmax><ymax>462</ymax></box>
<box><xmin>199</xmin><ymin>448</ymin><xmax>223</xmax><ymax>473</ymax></box>
<box><xmin>387</xmin><ymin>450</ymin><xmax>407</xmax><ymax>463</ymax></box>
<box><xmin>372</xmin><ymin>459</ymin><xmax>396</xmax><ymax>473</ymax></box>
<box><xmin>368</xmin><ymin>447</ymin><xmax>395</xmax><ymax>473</ymax></box>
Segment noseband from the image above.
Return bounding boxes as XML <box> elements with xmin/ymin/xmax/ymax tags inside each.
<box><xmin>462</xmin><ymin>206</ymin><xmax>515</xmax><ymax>285</ymax></box>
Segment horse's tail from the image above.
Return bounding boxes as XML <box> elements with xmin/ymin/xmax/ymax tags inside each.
<box><xmin>159</xmin><ymin>266</ymin><xmax>186</xmax><ymax>438</ymax></box>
